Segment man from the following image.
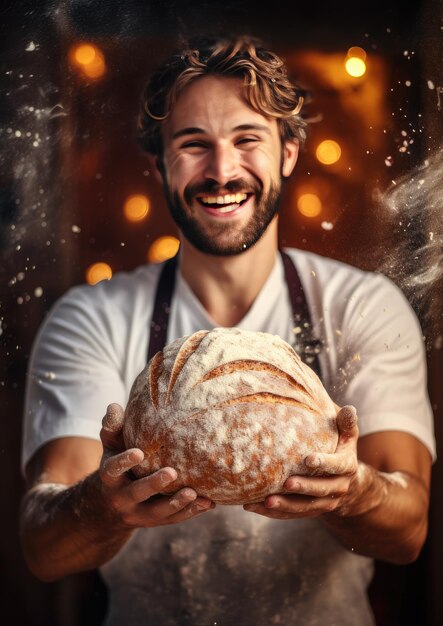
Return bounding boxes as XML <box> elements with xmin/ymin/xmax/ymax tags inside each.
<box><xmin>21</xmin><ymin>36</ymin><xmax>435</xmax><ymax>625</ymax></box>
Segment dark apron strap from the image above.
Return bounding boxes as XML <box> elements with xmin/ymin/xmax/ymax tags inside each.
<box><xmin>147</xmin><ymin>251</ymin><xmax>322</xmax><ymax>377</ymax></box>
<box><xmin>147</xmin><ymin>254</ymin><xmax>178</xmax><ymax>362</ymax></box>
<box><xmin>280</xmin><ymin>251</ymin><xmax>323</xmax><ymax>376</ymax></box>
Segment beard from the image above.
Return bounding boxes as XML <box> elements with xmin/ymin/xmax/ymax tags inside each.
<box><xmin>163</xmin><ymin>177</ymin><xmax>282</xmax><ymax>256</ymax></box>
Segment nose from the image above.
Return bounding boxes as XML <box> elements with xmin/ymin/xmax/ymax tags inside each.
<box><xmin>203</xmin><ymin>142</ymin><xmax>239</xmax><ymax>185</ymax></box>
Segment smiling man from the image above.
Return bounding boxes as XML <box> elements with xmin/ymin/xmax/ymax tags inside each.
<box><xmin>161</xmin><ymin>75</ymin><xmax>294</xmax><ymax>258</ymax></box>
<box><xmin>21</xmin><ymin>36</ymin><xmax>435</xmax><ymax>626</ymax></box>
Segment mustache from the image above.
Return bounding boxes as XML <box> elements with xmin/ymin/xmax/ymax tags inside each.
<box><xmin>184</xmin><ymin>178</ymin><xmax>261</xmax><ymax>202</ymax></box>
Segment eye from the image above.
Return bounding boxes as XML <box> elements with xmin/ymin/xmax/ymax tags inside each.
<box><xmin>236</xmin><ymin>137</ymin><xmax>259</xmax><ymax>147</ymax></box>
<box><xmin>181</xmin><ymin>140</ymin><xmax>208</xmax><ymax>150</ymax></box>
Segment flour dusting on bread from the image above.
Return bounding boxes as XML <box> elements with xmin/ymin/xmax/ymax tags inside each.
<box><xmin>123</xmin><ymin>328</ymin><xmax>338</xmax><ymax>505</ymax></box>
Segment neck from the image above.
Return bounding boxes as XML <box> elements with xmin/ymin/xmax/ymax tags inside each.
<box><xmin>178</xmin><ymin>218</ymin><xmax>279</xmax><ymax>326</ymax></box>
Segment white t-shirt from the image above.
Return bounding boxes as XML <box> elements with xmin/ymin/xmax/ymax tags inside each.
<box><xmin>22</xmin><ymin>248</ymin><xmax>436</xmax><ymax>626</ymax></box>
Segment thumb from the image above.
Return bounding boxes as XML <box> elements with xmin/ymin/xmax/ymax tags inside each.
<box><xmin>100</xmin><ymin>403</ymin><xmax>126</xmax><ymax>451</ymax></box>
<box><xmin>335</xmin><ymin>405</ymin><xmax>359</xmax><ymax>449</ymax></box>
<box><xmin>336</xmin><ymin>405</ymin><xmax>358</xmax><ymax>433</ymax></box>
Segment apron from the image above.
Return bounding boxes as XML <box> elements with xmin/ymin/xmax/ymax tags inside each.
<box><xmin>147</xmin><ymin>250</ymin><xmax>323</xmax><ymax>375</ymax></box>
<box><xmin>101</xmin><ymin>250</ymin><xmax>375</xmax><ymax>626</ymax></box>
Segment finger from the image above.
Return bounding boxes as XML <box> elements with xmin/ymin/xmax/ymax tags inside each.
<box><xmin>284</xmin><ymin>475</ymin><xmax>350</xmax><ymax>497</ymax></box>
<box><xmin>125</xmin><ymin>467</ymin><xmax>178</xmax><ymax>503</ymax></box>
<box><xmin>100</xmin><ymin>403</ymin><xmax>126</xmax><ymax>450</ymax></box>
<box><xmin>243</xmin><ymin>499</ymin><xmax>321</xmax><ymax>519</ymax></box>
<box><xmin>336</xmin><ymin>405</ymin><xmax>358</xmax><ymax>442</ymax></box>
<box><xmin>144</xmin><ymin>500</ymin><xmax>215</xmax><ymax>527</ymax></box>
<box><xmin>101</xmin><ymin>448</ymin><xmax>145</xmax><ymax>485</ymax></box>
<box><xmin>244</xmin><ymin>494</ymin><xmax>338</xmax><ymax>518</ymax></box>
<box><xmin>163</xmin><ymin>495</ymin><xmax>215</xmax><ymax>524</ymax></box>
<box><xmin>138</xmin><ymin>487</ymin><xmax>202</xmax><ymax>523</ymax></box>
<box><xmin>302</xmin><ymin>406</ymin><xmax>359</xmax><ymax>475</ymax></box>
<box><xmin>102</xmin><ymin>403</ymin><xmax>125</xmax><ymax>432</ymax></box>
<box><xmin>304</xmin><ymin>449</ymin><xmax>358</xmax><ymax>476</ymax></box>
<box><xmin>265</xmin><ymin>493</ymin><xmax>339</xmax><ymax>514</ymax></box>
<box><xmin>166</xmin><ymin>500</ymin><xmax>216</xmax><ymax>524</ymax></box>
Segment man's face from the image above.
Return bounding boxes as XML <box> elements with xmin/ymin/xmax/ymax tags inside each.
<box><xmin>159</xmin><ymin>75</ymin><xmax>298</xmax><ymax>256</ymax></box>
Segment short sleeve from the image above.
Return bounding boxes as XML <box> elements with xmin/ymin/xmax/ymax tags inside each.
<box><xmin>330</xmin><ymin>272</ymin><xmax>436</xmax><ymax>460</ymax></box>
<box><xmin>21</xmin><ymin>285</ymin><xmax>127</xmax><ymax>474</ymax></box>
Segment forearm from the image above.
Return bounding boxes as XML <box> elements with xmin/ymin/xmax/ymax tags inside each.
<box><xmin>323</xmin><ymin>463</ymin><xmax>429</xmax><ymax>564</ymax></box>
<box><xmin>20</xmin><ymin>473</ymin><xmax>133</xmax><ymax>581</ymax></box>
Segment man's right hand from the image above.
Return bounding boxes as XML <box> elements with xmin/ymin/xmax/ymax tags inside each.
<box><xmin>98</xmin><ymin>403</ymin><xmax>214</xmax><ymax>529</ymax></box>
<box><xmin>21</xmin><ymin>403</ymin><xmax>214</xmax><ymax>581</ymax></box>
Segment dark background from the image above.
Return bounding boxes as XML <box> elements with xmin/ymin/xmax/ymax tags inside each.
<box><xmin>1</xmin><ymin>1</ymin><xmax>442</xmax><ymax>624</ymax></box>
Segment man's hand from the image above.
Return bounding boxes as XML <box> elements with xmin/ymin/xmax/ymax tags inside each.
<box><xmin>243</xmin><ymin>404</ymin><xmax>431</xmax><ymax>564</ymax></box>
<box><xmin>243</xmin><ymin>405</ymin><xmax>359</xmax><ymax>519</ymax></box>
<box><xmin>99</xmin><ymin>403</ymin><xmax>215</xmax><ymax>529</ymax></box>
<box><xmin>21</xmin><ymin>403</ymin><xmax>215</xmax><ymax>581</ymax></box>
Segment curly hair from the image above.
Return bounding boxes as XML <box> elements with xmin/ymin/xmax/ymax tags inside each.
<box><xmin>137</xmin><ymin>35</ymin><xmax>307</xmax><ymax>158</ymax></box>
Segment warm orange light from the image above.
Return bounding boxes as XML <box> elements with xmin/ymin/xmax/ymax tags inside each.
<box><xmin>148</xmin><ymin>236</ymin><xmax>180</xmax><ymax>263</ymax></box>
<box><xmin>344</xmin><ymin>47</ymin><xmax>367</xmax><ymax>77</ymax></box>
<box><xmin>345</xmin><ymin>57</ymin><xmax>366</xmax><ymax>77</ymax></box>
<box><xmin>86</xmin><ymin>262</ymin><xmax>112</xmax><ymax>285</ymax></box>
<box><xmin>74</xmin><ymin>44</ymin><xmax>97</xmax><ymax>66</ymax></box>
<box><xmin>316</xmin><ymin>140</ymin><xmax>342</xmax><ymax>165</ymax></box>
<box><xmin>297</xmin><ymin>193</ymin><xmax>322</xmax><ymax>218</ymax></box>
<box><xmin>123</xmin><ymin>194</ymin><xmax>150</xmax><ymax>222</ymax></box>
<box><xmin>347</xmin><ymin>46</ymin><xmax>367</xmax><ymax>61</ymax></box>
<box><xmin>69</xmin><ymin>43</ymin><xmax>106</xmax><ymax>80</ymax></box>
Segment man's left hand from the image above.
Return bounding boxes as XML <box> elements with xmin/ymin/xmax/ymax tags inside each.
<box><xmin>243</xmin><ymin>405</ymin><xmax>359</xmax><ymax>519</ymax></box>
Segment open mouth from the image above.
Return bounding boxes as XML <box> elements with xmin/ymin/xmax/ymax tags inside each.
<box><xmin>197</xmin><ymin>192</ymin><xmax>251</xmax><ymax>215</ymax></box>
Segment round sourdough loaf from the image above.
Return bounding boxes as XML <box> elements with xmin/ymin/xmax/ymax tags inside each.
<box><xmin>123</xmin><ymin>327</ymin><xmax>338</xmax><ymax>505</ymax></box>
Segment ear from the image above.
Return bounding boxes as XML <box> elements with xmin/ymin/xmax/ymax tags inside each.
<box><xmin>146</xmin><ymin>154</ymin><xmax>165</xmax><ymax>184</ymax></box>
<box><xmin>281</xmin><ymin>140</ymin><xmax>299</xmax><ymax>178</ymax></box>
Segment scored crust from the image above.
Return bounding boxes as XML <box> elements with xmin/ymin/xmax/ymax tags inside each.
<box><xmin>123</xmin><ymin>327</ymin><xmax>338</xmax><ymax>505</ymax></box>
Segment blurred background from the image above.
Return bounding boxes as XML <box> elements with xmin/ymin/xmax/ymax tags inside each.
<box><xmin>1</xmin><ymin>0</ymin><xmax>442</xmax><ymax>624</ymax></box>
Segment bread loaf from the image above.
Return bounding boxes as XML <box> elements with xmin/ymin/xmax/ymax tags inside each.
<box><xmin>123</xmin><ymin>327</ymin><xmax>338</xmax><ymax>505</ymax></box>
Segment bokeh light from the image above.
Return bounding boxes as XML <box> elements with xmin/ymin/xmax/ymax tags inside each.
<box><xmin>69</xmin><ymin>43</ymin><xmax>106</xmax><ymax>80</ymax></box>
<box><xmin>347</xmin><ymin>46</ymin><xmax>367</xmax><ymax>61</ymax></box>
<box><xmin>344</xmin><ymin>46</ymin><xmax>367</xmax><ymax>77</ymax></box>
<box><xmin>345</xmin><ymin>57</ymin><xmax>367</xmax><ymax>77</ymax></box>
<box><xmin>148</xmin><ymin>236</ymin><xmax>180</xmax><ymax>263</ymax></box>
<box><xmin>123</xmin><ymin>194</ymin><xmax>150</xmax><ymax>222</ymax></box>
<box><xmin>297</xmin><ymin>193</ymin><xmax>322</xmax><ymax>218</ymax></box>
<box><xmin>74</xmin><ymin>44</ymin><xmax>96</xmax><ymax>65</ymax></box>
<box><xmin>86</xmin><ymin>262</ymin><xmax>113</xmax><ymax>285</ymax></box>
<box><xmin>316</xmin><ymin>140</ymin><xmax>342</xmax><ymax>165</ymax></box>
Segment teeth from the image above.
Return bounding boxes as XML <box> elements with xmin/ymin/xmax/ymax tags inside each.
<box><xmin>201</xmin><ymin>193</ymin><xmax>247</xmax><ymax>205</ymax></box>
<box><xmin>218</xmin><ymin>205</ymin><xmax>237</xmax><ymax>213</ymax></box>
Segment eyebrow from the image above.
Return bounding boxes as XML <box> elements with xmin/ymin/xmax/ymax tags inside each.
<box><xmin>172</xmin><ymin>123</ymin><xmax>272</xmax><ymax>140</ymax></box>
<box><xmin>233</xmin><ymin>124</ymin><xmax>272</xmax><ymax>135</ymax></box>
<box><xmin>172</xmin><ymin>127</ymin><xmax>205</xmax><ymax>139</ymax></box>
